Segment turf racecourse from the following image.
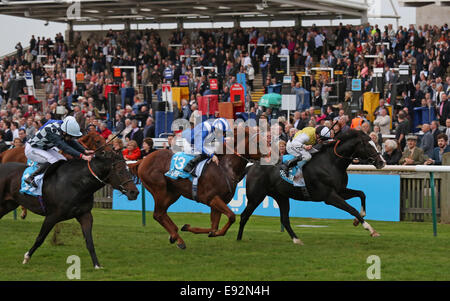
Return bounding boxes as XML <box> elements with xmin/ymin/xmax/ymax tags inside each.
<box><xmin>1</xmin><ymin>208</ymin><xmax>450</xmax><ymax>281</ymax></box>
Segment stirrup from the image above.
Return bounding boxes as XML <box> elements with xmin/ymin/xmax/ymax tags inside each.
<box><xmin>25</xmin><ymin>177</ymin><xmax>38</xmax><ymax>188</ymax></box>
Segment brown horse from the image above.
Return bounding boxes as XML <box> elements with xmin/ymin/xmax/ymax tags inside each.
<box><xmin>0</xmin><ymin>131</ymin><xmax>106</xmax><ymax>219</ymax></box>
<box><xmin>132</xmin><ymin>126</ymin><xmax>263</xmax><ymax>249</ymax></box>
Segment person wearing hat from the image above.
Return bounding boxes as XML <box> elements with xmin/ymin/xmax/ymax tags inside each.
<box><xmin>24</xmin><ymin>116</ymin><xmax>94</xmax><ymax>187</ymax></box>
<box><xmin>398</xmin><ymin>135</ymin><xmax>428</xmax><ymax>166</ymax></box>
<box><xmin>281</xmin><ymin>125</ymin><xmax>333</xmax><ymax>173</ymax></box>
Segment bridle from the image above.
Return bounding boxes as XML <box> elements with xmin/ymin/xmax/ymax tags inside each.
<box><xmin>333</xmin><ymin>137</ymin><xmax>381</xmax><ymax>164</ymax></box>
<box><xmin>223</xmin><ymin>132</ymin><xmax>260</xmax><ymax>164</ymax></box>
<box><xmin>87</xmin><ymin>157</ymin><xmax>134</xmax><ymax>194</ymax></box>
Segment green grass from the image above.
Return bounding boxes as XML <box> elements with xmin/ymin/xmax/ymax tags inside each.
<box><xmin>1</xmin><ymin>209</ymin><xmax>450</xmax><ymax>281</ymax></box>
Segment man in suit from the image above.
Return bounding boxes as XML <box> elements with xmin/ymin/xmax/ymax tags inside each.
<box><xmin>413</xmin><ymin>83</ymin><xmax>425</xmax><ymax>104</ymax></box>
<box><xmin>430</xmin><ymin>120</ymin><xmax>441</xmax><ymax>148</ymax></box>
<box><xmin>125</xmin><ymin>119</ymin><xmax>144</xmax><ymax>148</ymax></box>
<box><xmin>419</xmin><ymin>123</ymin><xmax>434</xmax><ymax>157</ymax></box>
<box><xmin>444</xmin><ymin>118</ymin><xmax>450</xmax><ymax>146</ymax></box>
<box><xmin>143</xmin><ymin>116</ymin><xmax>155</xmax><ymax>139</ymax></box>
<box><xmin>438</xmin><ymin>94</ymin><xmax>450</xmax><ymax>126</ymax></box>
<box><xmin>425</xmin><ymin>133</ymin><xmax>450</xmax><ymax>165</ymax></box>
<box><xmin>399</xmin><ymin>135</ymin><xmax>428</xmax><ymax>165</ymax></box>
<box><xmin>384</xmin><ymin>66</ymin><xmax>394</xmax><ymax>85</ymax></box>
<box><xmin>293</xmin><ymin>111</ymin><xmax>308</xmax><ymax>131</ymax></box>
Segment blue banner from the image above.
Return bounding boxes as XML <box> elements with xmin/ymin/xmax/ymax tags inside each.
<box><xmin>113</xmin><ymin>174</ymin><xmax>400</xmax><ymax>222</ymax></box>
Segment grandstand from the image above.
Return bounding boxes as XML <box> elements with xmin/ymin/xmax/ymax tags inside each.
<box><xmin>0</xmin><ymin>0</ymin><xmax>448</xmax><ymax>159</ymax></box>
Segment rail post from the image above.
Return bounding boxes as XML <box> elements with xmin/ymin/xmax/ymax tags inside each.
<box><xmin>430</xmin><ymin>172</ymin><xmax>437</xmax><ymax>236</ymax></box>
<box><xmin>440</xmin><ymin>154</ymin><xmax>450</xmax><ymax>224</ymax></box>
<box><xmin>141</xmin><ymin>183</ymin><xmax>146</xmax><ymax>226</ymax></box>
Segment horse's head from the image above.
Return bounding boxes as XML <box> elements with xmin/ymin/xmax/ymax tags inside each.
<box><xmin>335</xmin><ymin>130</ymin><xmax>386</xmax><ymax>169</ymax></box>
<box><xmin>95</xmin><ymin>147</ymin><xmax>139</xmax><ymax>200</ymax></box>
<box><xmin>227</xmin><ymin>125</ymin><xmax>263</xmax><ymax>161</ymax></box>
<box><xmin>79</xmin><ymin>131</ymin><xmax>106</xmax><ymax>151</ymax></box>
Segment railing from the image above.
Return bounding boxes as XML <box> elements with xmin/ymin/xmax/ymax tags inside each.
<box><xmin>93</xmin><ymin>184</ymin><xmax>113</xmax><ymax>209</ymax></box>
<box><xmin>348</xmin><ymin>162</ymin><xmax>450</xmax><ymax>236</ymax></box>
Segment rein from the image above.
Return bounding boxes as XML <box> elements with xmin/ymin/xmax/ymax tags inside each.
<box><xmin>94</xmin><ymin>128</ymin><xmax>124</xmax><ymax>154</ymax></box>
<box><xmin>333</xmin><ymin>137</ymin><xmax>381</xmax><ymax>164</ymax></box>
<box><xmin>87</xmin><ymin>158</ymin><xmax>133</xmax><ymax>194</ymax></box>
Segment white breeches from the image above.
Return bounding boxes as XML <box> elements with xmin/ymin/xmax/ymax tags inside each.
<box><xmin>286</xmin><ymin>140</ymin><xmax>312</xmax><ymax>161</ymax></box>
<box><xmin>25</xmin><ymin>143</ymin><xmax>67</xmax><ymax>164</ymax></box>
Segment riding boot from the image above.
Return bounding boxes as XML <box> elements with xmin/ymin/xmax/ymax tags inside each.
<box><xmin>24</xmin><ymin>162</ymin><xmax>51</xmax><ymax>188</ymax></box>
<box><xmin>183</xmin><ymin>154</ymin><xmax>209</xmax><ymax>174</ymax></box>
<box><xmin>280</xmin><ymin>156</ymin><xmax>303</xmax><ymax>174</ymax></box>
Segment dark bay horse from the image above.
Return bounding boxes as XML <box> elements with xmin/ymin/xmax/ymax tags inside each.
<box><xmin>132</xmin><ymin>126</ymin><xmax>262</xmax><ymax>249</ymax></box>
<box><xmin>0</xmin><ymin>132</ymin><xmax>106</xmax><ymax>219</ymax></box>
<box><xmin>237</xmin><ymin>129</ymin><xmax>386</xmax><ymax>245</ymax></box>
<box><xmin>0</xmin><ymin>147</ymin><xmax>139</xmax><ymax>268</ymax></box>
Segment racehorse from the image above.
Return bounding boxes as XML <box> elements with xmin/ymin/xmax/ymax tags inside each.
<box><xmin>0</xmin><ymin>146</ymin><xmax>138</xmax><ymax>268</ymax></box>
<box><xmin>0</xmin><ymin>132</ymin><xmax>106</xmax><ymax>219</ymax></box>
<box><xmin>237</xmin><ymin>129</ymin><xmax>386</xmax><ymax>245</ymax></box>
<box><xmin>131</xmin><ymin>126</ymin><xmax>262</xmax><ymax>249</ymax></box>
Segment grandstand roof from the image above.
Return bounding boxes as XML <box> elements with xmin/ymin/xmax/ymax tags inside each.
<box><xmin>0</xmin><ymin>0</ymin><xmax>368</xmax><ymax>25</ymax></box>
<box><xmin>399</xmin><ymin>0</ymin><xmax>450</xmax><ymax>7</ymax></box>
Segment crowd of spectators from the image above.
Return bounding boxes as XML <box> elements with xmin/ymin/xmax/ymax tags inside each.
<box><xmin>0</xmin><ymin>21</ymin><xmax>449</xmax><ymax>163</ymax></box>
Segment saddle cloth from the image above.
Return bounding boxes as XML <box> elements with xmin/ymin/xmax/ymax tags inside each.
<box><xmin>280</xmin><ymin>154</ymin><xmax>306</xmax><ymax>187</ymax></box>
<box><xmin>20</xmin><ymin>160</ymin><xmax>45</xmax><ymax>197</ymax></box>
<box><xmin>164</xmin><ymin>152</ymin><xmax>208</xmax><ymax>181</ymax></box>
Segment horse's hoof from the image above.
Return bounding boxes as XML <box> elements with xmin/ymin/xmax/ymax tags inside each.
<box><xmin>371</xmin><ymin>231</ymin><xmax>380</xmax><ymax>237</ymax></box>
<box><xmin>20</xmin><ymin>214</ymin><xmax>27</xmax><ymax>220</ymax></box>
<box><xmin>353</xmin><ymin>219</ymin><xmax>360</xmax><ymax>227</ymax></box>
<box><xmin>293</xmin><ymin>238</ymin><xmax>304</xmax><ymax>245</ymax></box>
<box><xmin>208</xmin><ymin>231</ymin><xmax>216</xmax><ymax>237</ymax></box>
<box><xmin>94</xmin><ymin>265</ymin><xmax>103</xmax><ymax>270</ymax></box>
<box><xmin>22</xmin><ymin>252</ymin><xmax>30</xmax><ymax>264</ymax></box>
<box><xmin>177</xmin><ymin>243</ymin><xmax>186</xmax><ymax>250</ymax></box>
<box><xmin>169</xmin><ymin>236</ymin><xmax>176</xmax><ymax>244</ymax></box>
<box><xmin>181</xmin><ymin>224</ymin><xmax>190</xmax><ymax>232</ymax></box>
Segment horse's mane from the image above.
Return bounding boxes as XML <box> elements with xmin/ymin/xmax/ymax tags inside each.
<box><xmin>335</xmin><ymin>129</ymin><xmax>364</xmax><ymax>141</ymax></box>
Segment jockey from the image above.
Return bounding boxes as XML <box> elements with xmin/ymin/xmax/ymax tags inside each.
<box><xmin>24</xmin><ymin>116</ymin><xmax>94</xmax><ymax>187</ymax></box>
<box><xmin>281</xmin><ymin>125</ymin><xmax>332</xmax><ymax>173</ymax></box>
<box><xmin>182</xmin><ymin>117</ymin><xmax>232</xmax><ymax>174</ymax></box>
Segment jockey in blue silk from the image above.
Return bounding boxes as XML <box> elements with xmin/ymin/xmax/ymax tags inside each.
<box><xmin>182</xmin><ymin>118</ymin><xmax>232</xmax><ymax>174</ymax></box>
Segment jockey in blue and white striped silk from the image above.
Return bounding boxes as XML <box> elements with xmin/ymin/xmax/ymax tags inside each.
<box><xmin>182</xmin><ymin>118</ymin><xmax>232</xmax><ymax>174</ymax></box>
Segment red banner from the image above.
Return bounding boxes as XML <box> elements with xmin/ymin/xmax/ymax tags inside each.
<box><xmin>113</xmin><ymin>68</ymin><xmax>121</xmax><ymax>78</ymax></box>
<box><xmin>209</xmin><ymin>78</ymin><xmax>218</xmax><ymax>90</ymax></box>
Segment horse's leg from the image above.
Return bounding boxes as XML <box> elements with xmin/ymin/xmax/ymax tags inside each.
<box><xmin>276</xmin><ymin>197</ymin><xmax>303</xmax><ymax>245</ymax></box>
<box><xmin>23</xmin><ymin>214</ymin><xmax>60</xmax><ymax>264</ymax></box>
<box><xmin>325</xmin><ymin>191</ymin><xmax>379</xmax><ymax>237</ymax></box>
<box><xmin>208</xmin><ymin>196</ymin><xmax>236</xmax><ymax>237</ymax></box>
<box><xmin>20</xmin><ymin>206</ymin><xmax>27</xmax><ymax>219</ymax></box>
<box><xmin>237</xmin><ymin>189</ymin><xmax>266</xmax><ymax>241</ymax></box>
<box><xmin>181</xmin><ymin>209</ymin><xmax>221</xmax><ymax>234</ymax></box>
<box><xmin>152</xmin><ymin>195</ymin><xmax>186</xmax><ymax>249</ymax></box>
<box><xmin>76</xmin><ymin>211</ymin><xmax>101</xmax><ymax>269</ymax></box>
<box><xmin>340</xmin><ymin>188</ymin><xmax>366</xmax><ymax>227</ymax></box>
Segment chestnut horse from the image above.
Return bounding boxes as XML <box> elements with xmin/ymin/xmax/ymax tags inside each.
<box><xmin>132</xmin><ymin>126</ymin><xmax>262</xmax><ymax>249</ymax></box>
<box><xmin>0</xmin><ymin>131</ymin><xmax>106</xmax><ymax>219</ymax></box>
